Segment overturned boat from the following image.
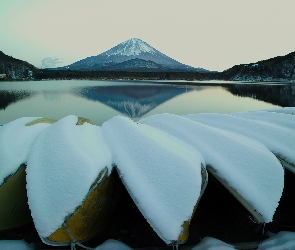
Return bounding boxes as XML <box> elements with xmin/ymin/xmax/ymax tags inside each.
<box><xmin>2</xmin><ymin>109</ymin><xmax>293</xmax><ymax>247</ymax></box>
<box><xmin>140</xmin><ymin>113</ymin><xmax>284</xmax><ymax>225</ymax></box>
<box><xmin>26</xmin><ymin>115</ymin><xmax>117</xmax><ymax>246</ymax></box>
<box><xmin>185</xmin><ymin>111</ymin><xmax>295</xmax><ymax>177</ymax></box>
<box><xmin>101</xmin><ymin>116</ymin><xmax>208</xmax><ymax>246</ymax></box>
<box><xmin>177</xmin><ymin>164</ymin><xmax>208</xmax><ymax>244</ymax></box>
<box><xmin>0</xmin><ymin>117</ymin><xmax>56</xmax><ymax>230</ymax></box>
<box><xmin>0</xmin><ymin>164</ymin><xmax>31</xmax><ymax>230</ymax></box>
<box><xmin>45</xmin><ymin>167</ymin><xmax>118</xmax><ymax>246</ymax></box>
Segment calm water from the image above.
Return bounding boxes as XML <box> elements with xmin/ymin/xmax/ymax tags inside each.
<box><xmin>1</xmin><ymin>80</ymin><xmax>294</xmax><ymax>125</ymax></box>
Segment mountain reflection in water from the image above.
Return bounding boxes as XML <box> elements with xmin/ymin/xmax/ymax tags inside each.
<box><xmin>72</xmin><ymin>85</ymin><xmax>191</xmax><ymax>118</ymax></box>
<box><xmin>1</xmin><ymin>81</ymin><xmax>294</xmax><ymax>125</ymax></box>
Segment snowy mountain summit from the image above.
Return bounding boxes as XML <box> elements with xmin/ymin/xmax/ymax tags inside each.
<box><xmin>105</xmin><ymin>38</ymin><xmax>157</xmax><ymax>57</ymax></box>
<box><xmin>66</xmin><ymin>38</ymin><xmax>208</xmax><ymax>72</ymax></box>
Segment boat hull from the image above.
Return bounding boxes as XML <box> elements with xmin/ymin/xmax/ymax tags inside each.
<box><xmin>0</xmin><ymin>165</ymin><xmax>32</xmax><ymax>230</ymax></box>
<box><xmin>43</xmin><ymin>168</ymin><xmax>118</xmax><ymax>246</ymax></box>
<box><xmin>206</xmin><ymin>165</ymin><xmax>264</xmax><ymax>224</ymax></box>
<box><xmin>177</xmin><ymin>164</ymin><xmax>208</xmax><ymax>244</ymax></box>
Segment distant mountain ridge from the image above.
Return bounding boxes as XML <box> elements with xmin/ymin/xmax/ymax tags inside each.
<box><xmin>2</xmin><ymin>41</ymin><xmax>295</xmax><ymax>81</ymax></box>
<box><xmin>65</xmin><ymin>38</ymin><xmax>209</xmax><ymax>72</ymax></box>
<box><xmin>222</xmin><ymin>51</ymin><xmax>295</xmax><ymax>82</ymax></box>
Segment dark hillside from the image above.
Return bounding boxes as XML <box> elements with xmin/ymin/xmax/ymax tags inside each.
<box><xmin>0</xmin><ymin>51</ymin><xmax>37</xmax><ymax>80</ymax></box>
<box><xmin>35</xmin><ymin>68</ymin><xmax>220</xmax><ymax>81</ymax></box>
<box><xmin>221</xmin><ymin>52</ymin><xmax>295</xmax><ymax>82</ymax></box>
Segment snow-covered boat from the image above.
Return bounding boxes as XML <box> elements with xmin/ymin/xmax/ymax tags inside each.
<box><xmin>0</xmin><ymin>116</ymin><xmax>93</xmax><ymax>232</ymax></box>
<box><xmin>26</xmin><ymin>116</ymin><xmax>117</xmax><ymax>246</ymax></box>
<box><xmin>2</xmin><ymin>108</ymin><xmax>293</xmax><ymax>247</ymax></box>
<box><xmin>207</xmin><ymin>166</ymin><xmax>265</xmax><ymax>223</ymax></box>
<box><xmin>185</xmin><ymin>111</ymin><xmax>295</xmax><ymax>177</ymax></box>
<box><xmin>140</xmin><ymin>113</ymin><xmax>284</xmax><ymax>225</ymax></box>
<box><xmin>44</xmin><ymin>167</ymin><xmax>118</xmax><ymax>246</ymax></box>
<box><xmin>0</xmin><ymin>118</ymin><xmax>56</xmax><ymax>230</ymax></box>
<box><xmin>101</xmin><ymin>116</ymin><xmax>207</xmax><ymax>246</ymax></box>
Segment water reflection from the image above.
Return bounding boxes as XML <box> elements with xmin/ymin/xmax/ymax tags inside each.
<box><xmin>226</xmin><ymin>84</ymin><xmax>295</xmax><ymax>107</ymax></box>
<box><xmin>0</xmin><ymin>81</ymin><xmax>293</xmax><ymax>125</ymax></box>
<box><xmin>0</xmin><ymin>90</ymin><xmax>34</xmax><ymax>110</ymax></box>
<box><xmin>72</xmin><ymin>85</ymin><xmax>191</xmax><ymax>118</ymax></box>
<box><xmin>42</xmin><ymin>90</ymin><xmax>64</xmax><ymax>101</ymax></box>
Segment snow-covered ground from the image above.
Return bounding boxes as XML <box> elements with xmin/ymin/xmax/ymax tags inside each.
<box><xmin>191</xmin><ymin>231</ymin><xmax>295</xmax><ymax>250</ymax></box>
<box><xmin>0</xmin><ymin>240</ymin><xmax>34</xmax><ymax>250</ymax></box>
<box><xmin>0</xmin><ymin>107</ymin><xmax>295</xmax><ymax>249</ymax></box>
<box><xmin>1</xmin><ymin>231</ymin><xmax>295</xmax><ymax>249</ymax></box>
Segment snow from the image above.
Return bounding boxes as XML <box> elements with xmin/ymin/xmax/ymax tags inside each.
<box><xmin>101</xmin><ymin>116</ymin><xmax>203</xmax><ymax>244</ymax></box>
<box><xmin>26</xmin><ymin>114</ymin><xmax>203</xmax><ymax>244</ymax></box>
<box><xmin>2</xmin><ymin>110</ymin><xmax>295</xmax><ymax>246</ymax></box>
<box><xmin>26</xmin><ymin>115</ymin><xmax>112</xmax><ymax>238</ymax></box>
<box><xmin>2</xmin><ymin>231</ymin><xmax>295</xmax><ymax>249</ymax></box>
<box><xmin>191</xmin><ymin>231</ymin><xmax>295</xmax><ymax>250</ymax></box>
<box><xmin>184</xmin><ymin>113</ymin><xmax>295</xmax><ymax>167</ymax></box>
<box><xmin>232</xmin><ymin>110</ymin><xmax>295</xmax><ymax>129</ymax></box>
<box><xmin>105</xmin><ymin>38</ymin><xmax>156</xmax><ymax>57</ymax></box>
<box><xmin>140</xmin><ymin>113</ymin><xmax>284</xmax><ymax>223</ymax></box>
<box><xmin>0</xmin><ymin>240</ymin><xmax>34</xmax><ymax>250</ymax></box>
<box><xmin>257</xmin><ymin>231</ymin><xmax>295</xmax><ymax>250</ymax></box>
<box><xmin>0</xmin><ymin>117</ymin><xmax>51</xmax><ymax>186</ymax></box>
<box><xmin>191</xmin><ymin>237</ymin><xmax>235</xmax><ymax>250</ymax></box>
<box><xmin>262</xmin><ymin>107</ymin><xmax>295</xmax><ymax>115</ymax></box>
<box><xmin>94</xmin><ymin>239</ymin><xmax>133</xmax><ymax>250</ymax></box>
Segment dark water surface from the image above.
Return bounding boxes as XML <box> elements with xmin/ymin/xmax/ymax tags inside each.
<box><xmin>1</xmin><ymin>80</ymin><xmax>294</xmax><ymax>125</ymax></box>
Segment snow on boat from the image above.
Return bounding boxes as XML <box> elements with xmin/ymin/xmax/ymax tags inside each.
<box><xmin>140</xmin><ymin>113</ymin><xmax>284</xmax><ymax>224</ymax></box>
<box><xmin>231</xmin><ymin>110</ymin><xmax>295</xmax><ymax>174</ymax></box>
<box><xmin>45</xmin><ymin>167</ymin><xmax>118</xmax><ymax>246</ymax></box>
<box><xmin>2</xmin><ymin>109</ymin><xmax>294</xmax><ymax>246</ymax></box>
<box><xmin>101</xmin><ymin>116</ymin><xmax>206</xmax><ymax>245</ymax></box>
<box><xmin>0</xmin><ymin>117</ymin><xmax>56</xmax><ymax>230</ymax></box>
<box><xmin>26</xmin><ymin>116</ymin><xmax>115</xmax><ymax>246</ymax></box>
<box><xmin>232</xmin><ymin>110</ymin><xmax>295</xmax><ymax>129</ymax></box>
<box><xmin>261</xmin><ymin>107</ymin><xmax>295</xmax><ymax>115</ymax></box>
<box><xmin>185</xmin><ymin>112</ymin><xmax>295</xmax><ymax>174</ymax></box>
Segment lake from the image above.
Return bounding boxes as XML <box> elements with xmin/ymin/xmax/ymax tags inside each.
<box><xmin>1</xmin><ymin>80</ymin><xmax>295</xmax><ymax>125</ymax></box>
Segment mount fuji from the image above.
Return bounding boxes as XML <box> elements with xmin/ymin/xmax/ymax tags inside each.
<box><xmin>65</xmin><ymin>38</ymin><xmax>208</xmax><ymax>72</ymax></box>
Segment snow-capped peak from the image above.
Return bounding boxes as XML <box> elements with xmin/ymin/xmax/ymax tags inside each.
<box><xmin>105</xmin><ymin>38</ymin><xmax>157</xmax><ymax>57</ymax></box>
<box><xmin>68</xmin><ymin>38</ymin><xmax>208</xmax><ymax>72</ymax></box>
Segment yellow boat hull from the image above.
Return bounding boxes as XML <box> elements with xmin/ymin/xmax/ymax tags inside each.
<box><xmin>44</xmin><ymin>168</ymin><xmax>117</xmax><ymax>246</ymax></box>
<box><xmin>177</xmin><ymin>164</ymin><xmax>208</xmax><ymax>244</ymax></box>
<box><xmin>0</xmin><ymin>116</ymin><xmax>90</xmax><ymax>231</ymax></box>
<box><xmin>0</xmin><ymin>165</ymin><xmax>32</xmax><ymax>230</ymax></box>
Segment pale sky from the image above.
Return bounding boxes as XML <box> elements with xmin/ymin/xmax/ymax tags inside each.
<box><xmin>0</xmin><ymin>0</ymin><xmax>295</xmax><ymax>72</ymax></box>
